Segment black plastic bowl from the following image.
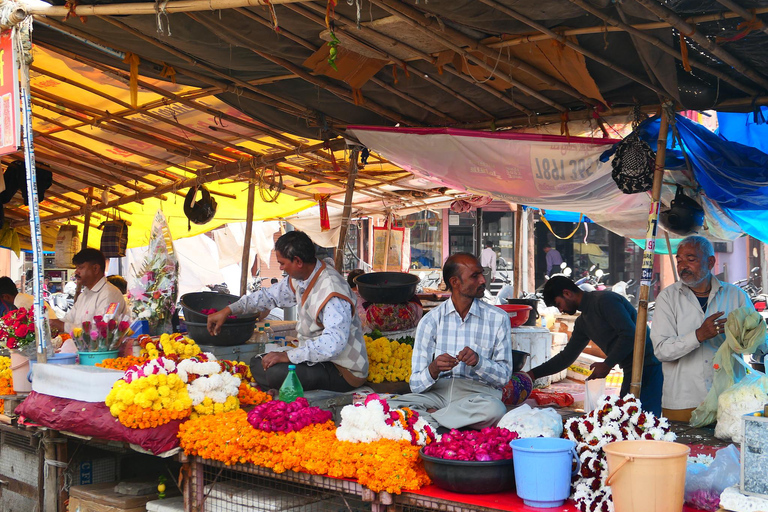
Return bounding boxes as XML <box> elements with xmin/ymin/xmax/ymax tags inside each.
<box><xmin>180</xmin><ymin>292</ymin><xmax>258</xmax><ymax>324</ymax></box>
<box><xmin>419</xmin><ymin>450</ymin><xmax>515</xmax><ymax>494</ymax></box>
<box><xmin>512</xmin><ymin>349</ymin><xmax>530</xmax><ymax>373</ymax></box>
<box><xmin>354</xmin><ymin>272</ymin><xmax>420</xmax><ymax>304</ymax></box>
<box><xmin>184</xmin><ymin>320</ymin><xmax>256</xmax><ymax>347</ymax></box>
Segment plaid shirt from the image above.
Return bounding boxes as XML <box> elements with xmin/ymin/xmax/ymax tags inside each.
<box><xmin>410</xmin><ymin>298</ymin><xmax>512</xmax><ymax>393</ymax></box>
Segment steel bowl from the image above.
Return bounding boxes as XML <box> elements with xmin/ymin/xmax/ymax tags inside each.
<box><xmin>511</xmin><ymin>349</ymin><xmax>530</xmax><ymax>373</ymax></box>
<box><xmin>354</xmin><ymin>272</ymin><xmax>420</xmax><ymax>304</ymax></box>
<box><xmin>184</xmin><ymin>320</ymin><xmax>256</xmax><ymax>347</ymax></box>
<box><xmin>180</xmin><ymin>292</ymin><xmax>258</xmax><ymax>324</ymax></box>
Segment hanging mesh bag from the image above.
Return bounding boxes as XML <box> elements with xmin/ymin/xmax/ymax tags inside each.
<box><xmin>611</xmin><ymin>131</ymin><xmax>656</xmax><ymax>194</ymax></box>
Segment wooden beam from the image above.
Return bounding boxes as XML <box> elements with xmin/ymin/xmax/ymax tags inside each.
<box><xmin>82</xmin><ymin>187</ymin><xmax>93</xmax><ymax>247</ymax></box>
<box><xmin>241</xmin><ymin>168</ymin><xmax>256</xmax><ymax>296</ymax></box>
<box><xmin>335</xmin><ymin>148</ymin><xmax>359</xmax><ymax>271</ymax></box>
<box><xmin>23</xmin><ymin>0</ymin><xmax>316</xmax><ymax>18</ymax></box>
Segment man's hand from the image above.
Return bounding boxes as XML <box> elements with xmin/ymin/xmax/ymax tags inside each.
<box><xmin>428</xmin><ymin>353</ymin><xmax>458</xmax><ymax>380</ymax></box>
<box><xmin>456</xmin><ymin>346</ymin><xmax>479</xmax><ymax>367</ymax></box>
<box><xmin>525</xmin><ymin>370</ymin><xmax>536</xmax><ymax>382</ymax></box>
<box><xmin>261</xmin><ymin>351</ymin><xmax>290</xmax><ymax>370</ymax></box>
<box><xmin>587</xmin><ymin>361</ymin><xmax>612</xmax><ymax>380</ymax></box>
<box><xmin>49</xmin><ymin>318</ymin><xmax>64</xmax><ymax>332</ymax></box>
<box><xmin>206</xmin><ymin>307</ymin><xmax>233</xmax><ymax>336</ymax></box>
<box><xmin>695</xmin><ymin>311</ymin><xmax>726</xmax><ymax>342</ymax></box>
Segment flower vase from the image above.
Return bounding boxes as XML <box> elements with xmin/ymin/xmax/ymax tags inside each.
<box><xmin>149</xmin><ymin>317</ymin><xmax>173</xmax><ymax>337</ymax></box>
<box><xmin>9</xmin><ymin>350</ymin><xmax>32</xmax><ymax>393</ymax></box>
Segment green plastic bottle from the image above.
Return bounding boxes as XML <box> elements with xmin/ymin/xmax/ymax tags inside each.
<box><xmin>278</xmin><ymin>364</ymin><xmax>304</xmax><ymax>403</ymax></box>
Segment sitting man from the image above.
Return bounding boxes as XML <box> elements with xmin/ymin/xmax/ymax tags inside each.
<box><xmin>50</xmin><ymin>248</ymin><xmax>128</xmax><ymax>333</ymax></box>
<box><xmin>651</xmin><ymin>235</ymin><xmax>755</xmax><ymax>421</ymax></box>
<box><xmin>526</xmin><ymin>276</ymin><xmax>663</xmax><ymax>415</ymax></box>
<box><xmin>207</xmin><ymin>231</ymin><xmax>368</xmax><ymax>392</ymax></box>
<box><xmin>0</xmin><ymin>276</ymin><xmax>18</xmax><ymax>316</ymax></box>
<box><xmin>387</xmin><ymin>253</ymin><xmax>512</xmax><ymax>430</ymax></box>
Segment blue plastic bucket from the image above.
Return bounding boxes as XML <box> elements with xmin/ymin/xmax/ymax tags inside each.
<box><xmin>510</xmin><ymin>438</ymin><xmax>581</xmax><ymax>508</ymax></box>
<box><xmin>28</xmin><ymin>352</ymin><xmax>78</xmax><ymax>382</ymax></box>
<box><xmin>78</xmin><ymin>350</ymin><xmax>119</xmax><ymax>366</ymax></box>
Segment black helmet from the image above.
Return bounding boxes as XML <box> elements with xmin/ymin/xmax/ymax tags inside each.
<box><xmin>184</xmin><ymin>186</ymin><xmax>217</xmax><ymax>228</ymax></box>
<box><xmin>660</xmin><ymin>185</ymin><xmax>704</xmax><ymax>236</ymax></box>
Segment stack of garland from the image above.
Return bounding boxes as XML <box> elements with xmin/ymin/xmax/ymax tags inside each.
<box><xmin>0</xmin><ymin>356</ymin><xmax>13</xmax><ymax>411</ymax></box>
<box><xmin>364</xmin><ymin>334</ymin><xmax>413</xmax><ymax>383</ymax></box>
<box><xmin>564</xmin><ymin>394</ymin><xmax>676</xmax><ymax>512</ymax></box>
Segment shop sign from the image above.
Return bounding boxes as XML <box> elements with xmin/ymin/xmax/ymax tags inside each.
<box><xmin>0</xmin><ymin>30</ymin><xmax>19</xmax><ymax>157</ymax></box>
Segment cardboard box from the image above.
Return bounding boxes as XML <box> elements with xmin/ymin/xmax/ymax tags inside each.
<box><xmin>69</xmin><ymin>483</ymin><xmax>157</xmax><ymax>512</ymax></box>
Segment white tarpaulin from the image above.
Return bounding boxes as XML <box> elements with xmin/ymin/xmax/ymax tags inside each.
<box><xmin>348</xmin><ymin>127</ymin><xmax>654</xmax><ymax>237</ymax></box>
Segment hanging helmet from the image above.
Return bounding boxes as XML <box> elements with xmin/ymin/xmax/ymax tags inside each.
<box><xmin>660</xmin><ymin>185</ymin><xmax>704</xmax><ymax>236</ymax></box>
<box><xmin>184</xmin><ymin>186</ymin><xmax>217</xmax><ymax>226</ymax></box>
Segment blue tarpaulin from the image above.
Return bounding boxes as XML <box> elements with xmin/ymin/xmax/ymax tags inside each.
<box><xmin>717</xmin><ymin>108</ymin><xmax>768</xmax><ymax>155</ymax></box>
<box><xmin>523</xmin><ymin>206</ymin><xmax>592</xmax><ymax>223</ymax></box>
<box><xmin>603</xmin><ymin>114</ymin><xmax>768</xmax><ymax>244</ymax></box>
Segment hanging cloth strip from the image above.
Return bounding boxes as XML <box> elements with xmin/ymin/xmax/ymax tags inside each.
<box><xmin>540</xmin><ymin>212</ymin><xmax>583</xmax><ymax>240</ymax></box>
<box><xmin>122</xmin><ymin>52</ymin><xmax>141</xmax><ymax>108</ymax></box>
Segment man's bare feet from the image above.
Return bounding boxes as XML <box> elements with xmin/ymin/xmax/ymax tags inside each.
<box><xmin>427</xmin><ymin>408</ymin><xmax>437</xmax><ymax>413</ymax></box>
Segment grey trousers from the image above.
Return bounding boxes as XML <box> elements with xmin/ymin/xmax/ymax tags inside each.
<box><xmin>387</xmin><ymin>378</ymin><xmax>507</xmax><ymax>430</ymax></box>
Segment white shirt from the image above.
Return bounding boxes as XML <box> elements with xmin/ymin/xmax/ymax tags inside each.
<box><xmin>481</xmin><ymin>247</ymin><xmax>497</xmax><ymax>280</ymax></box>
<box><xmin>63</xmin><ymin>277</ymin><xmax>128</xmax><ymax>333</ymax></box>
<box><xmin>228</xmin><ymin>261</ymin><xmax>352</xmax><ymax>364</ymax></box>
<box><xmin>650</xmin><ymin>275</ymin><xmax>752</xmax><ymax>409</ymax></box>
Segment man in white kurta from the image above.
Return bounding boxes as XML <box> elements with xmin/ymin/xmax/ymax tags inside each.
<box><xmin>651</xmin><ymin>236</ymin><xmax>753</xmax><ymax>421</ymax></box>
<box><xmin>50</xmin><ymin>248</ymin><xmax>127</xmax><ymax>333</ymax></box>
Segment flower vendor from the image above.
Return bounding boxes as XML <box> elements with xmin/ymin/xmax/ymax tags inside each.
<box><xmin>0</xmin><ymin>277</ymin><xmax>18</xmax><ymax>316</ymax></box>
<box><xmin>50</xmin><ymin>248</ymin><xmax>127</xmax><ymax>333</ymax></box>
<box><xmin>208</xmin><ymin>231</ymin><xmax>368</xmax><ymax>392</ymax></box>
<box><xmin>526</xmin><ymin>275</ymin><xmax>663</xmax><ymax>415</ymax></box>
<box><xmin>651</xmin><ymin>235</ymin><xmax>762</xmax><ymax>421</ymax></box>
<box><xmin>387</xmin><ymin>253</ymin><xmax>512</xmax><ymax>431</ymax></box>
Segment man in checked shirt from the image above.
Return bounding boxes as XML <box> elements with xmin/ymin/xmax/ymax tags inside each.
<box><xmin>388</xmin><ymin>253</ymin><xmax>513</xmax><ymax>430</ymax></box>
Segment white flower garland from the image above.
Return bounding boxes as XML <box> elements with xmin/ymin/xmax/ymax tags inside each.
<box><xmin>123</xmin><ymin>357</ymin><xmax>177</xmax><ymax>383</ymax></box>
<box><xmin>187</xmin><ymin>372</ymin><xmax>241</xmax><ymax>406</ymax></box>
<box><xmin>335</xmin><ymin>395</ymin><xmax>437</xmax><ymax>446</ymax></box>
<box><xmin>564</xmin><ymin>394</ymin><xmax>676</xmax><ymax>512</ymax></box>
<box><xmin>176</xmin><ymin>354</ymin><xmax>220</xmax><ymax>383</ymax></box>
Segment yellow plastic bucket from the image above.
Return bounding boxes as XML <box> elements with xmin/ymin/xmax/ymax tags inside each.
<box><xmin>604</xmin><ymin>440</ymin><xmax>689</xmax><ymax>512</ymax></box>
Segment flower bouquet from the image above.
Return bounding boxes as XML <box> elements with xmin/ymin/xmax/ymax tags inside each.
<box><xmin>0</xmin><ymin>307</ymin><xmax>38</xmax><ymax>357</ymax></box>
<box><xmin>71</xmin><ymin>315</ymin><xmax>132</xmax><ymax>352</ymax></box>
<box><xmin>128</xmin><ymin>210</ymin><xmax>179</xmax><ymax>335</ymax></box>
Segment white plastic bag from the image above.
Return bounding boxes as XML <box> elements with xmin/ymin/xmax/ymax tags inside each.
<box><xmin>714</xmin><ymin>356</ymin><xmax>768</xmax><ymax>442</ymax></box>
<box><xmin>584</xmin><ymin>378</ymin><xmax>606</xmax><ymax>413</ymax></box>
<box><xmin>684</xmin><ymin>445</ymin><xmax>741</xmax><ymax>512</ymax></box>
<box><xmin>497</xmin><ymin>403</ymin><xmax>563</xmax><ymax>438</ymax></box>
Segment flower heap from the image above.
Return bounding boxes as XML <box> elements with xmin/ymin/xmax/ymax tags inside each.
<box><xmin>178</xmin><ymin>408</ymin><xmax>431</xmax><ymax>493</ymax></box>
<box><xmin>564</xmin><ymin>394</ymin><xmax>676</xmax><ymax>512</ymax></box>
<box><xmin>423</xmin><ymin>427</ymin><xmax>518</xmax><ymax>461</ymax></box>
<box><xmin>0</xmin><ymin>307</ymin><xmax>37</xmax><ymax>355</ymax></box>
<box><xmin>218</xmin><ymin>360</ymin><xmax>271</xmax><ymax>406</ymax></box>
<box><xmin>176</xmin><ymin>357</ymin><xmax>241</xmax><ymax>419</ymax></box>
<box><xmin>0</xmin><ymin>356</ymin><xmax>14</xmax><ymax>411</ymax></box>
<box><xmin>71</xmin><ymin>316</ymin><xmax>132</xmax><ymax>352</ymax></box>
<box><xmin>96</xmin><ymin>355</ymin><xmax>149</xmax><ymax>371</ymax></box>
<box><xmin>335</xmin><ymin>394</ymin><xmax>437</xmax><ymax>446</ymax></box>
<box><xmin>364</xmin><ymin>335</ymin><xmax>412</xmax><ymax>383</ymax></box>
<box><xmin>139</xmin><ymin>333</ymin><xmax>202</xmax><ymax>361</ymax></box>
<box><xmin>106</xmin><ymin>357</ymin><xmax>192</xmax><ymax>428</ymax></box>
<box><xmin>247</xmin><ymin>397</ymin><xmax>332</xmax><ymax>432</ymax></box>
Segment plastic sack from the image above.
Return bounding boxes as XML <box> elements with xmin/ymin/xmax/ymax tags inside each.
<box><xmin>54</xmin><ymin>225</ymin><xmax>79</xmax><ymax>268</ymax></box>
<box><xmin>497</xmin><ymin>403</ymin><xmax>563</xmax><ymax>438</ymax></box>
<box><xmin>714</xmin><ymin>358</ymin><xmax>768</xmax><ymax>442</ymax></box>
<box><xmin>584</xmin><ymin>378</ymin><xmax>606</xmax><ymax>413</ymax></box>
<box><xmin>684</xmin><ymin>445</ymin><xmax>741</xmax><ymax>512</ymax></box>
<box><xmin>691</xmin><ymin>307</ymin><xmax>766</xmax><ymax>427</ymax></box>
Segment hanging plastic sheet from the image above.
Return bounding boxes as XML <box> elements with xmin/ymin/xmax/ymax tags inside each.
<box><xmin>717</xmin><ymin>108</ymin><xmax>768</xmax><ymax>155</ymax></box>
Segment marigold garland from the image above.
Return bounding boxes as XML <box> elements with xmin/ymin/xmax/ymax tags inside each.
<box><xmin>105</xmin><ymin>372</ymin><xmax>192</xmax><ymax>427</ymax></box>
<box><xmin>117</xmin><ymin>403</ymin><xmax>190</xmax><ymax>429</ymax></box>
<box><xmin>237</xmin><ymin>382</ymin><xmax>271</xmax><ymax>406</ymax></box>
<box><xmin>191</xmin><ymin>395</ymin><xmax>239</xmax><ymax>419</ymax></box>
<box><xmin>138</xmin><ymin>333</ymin><xmax>201</xmax><ymax>361</ymax></box>
<box><xmin>178</xmin><ymin>410</ymin><xmax>431</xmax><ymax>493</ymax></box>
<box><xmin>96</xmin><ymin>355</ymin><xmax>148</xmax><ymax>371</ymax></box>
<box><xmin>364</xmin><ymin>335</ymin><xmax>412</xmax><ymax>383</ymax></box>
<box><xmin>0</xmin><ymin>356</ymin><xmax>14</xmax><ymax>411</ymax></box>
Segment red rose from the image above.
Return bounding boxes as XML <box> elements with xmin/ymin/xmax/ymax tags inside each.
<box><xmin>107</xmin><ymin>319</ymin><xmax>117</xmax><ymax>330</ymax></box>
<box><xmin>153</xmin><ymin>291</ymin><xmax>162</xmax><ymax>299</ymax></box>
<box><xmin>7</xmin><ymin>337</ymin><xmax>16</xmax><ymax>349</ymax></box>
<box><xmin>14</xmin><ymin>324</ymin><xmax>28</xmax><ymax>338</ymax></box>
<box><xmin>118</xmin><ymin>321</ymin><xmax>130</xmax><ymax>331</ymax></box>
<box><xmin>93</xmin><ymin>315</ymin><xmax>104</xmax><ymax>324</ymax></box>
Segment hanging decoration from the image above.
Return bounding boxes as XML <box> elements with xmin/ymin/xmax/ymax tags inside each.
<box><xmin>315</xmin><ymin>194</ymin><xmax>331</xmax><ymax>231</ymax></box>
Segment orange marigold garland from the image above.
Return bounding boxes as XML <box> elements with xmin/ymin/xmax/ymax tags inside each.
<box><xmin>178</xmin><ymin>410</ymin><xmax>430</xmax><ymax>493</ymax></box>
<box><xmin>0</xmin><ymin>356</ymin><xmax>14</xmax><ymax>411</ymax></box>
<box><xmin>237</xmin><ymin>382</ymin><xmax>271</xmax><ymax>406</ymax></box>
<box><xmin>96</xmin><ymin>355</ymin><xmax>148</xmax><ymax>371</ymax></box>
<box><xmin>117</xmin><ymin>404</ymin><xmax>190</xmax><ymax>429</ymax></box>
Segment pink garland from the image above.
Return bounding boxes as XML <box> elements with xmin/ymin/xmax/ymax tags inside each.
<box><xmin>247</xmin><ymin>397</ymin><xmax>332</xmax><ymax>433</ymax></box>
<box><xmin>423</xmin><ymin>427</ymin><xmax>518</xmax><ymax>461</ymax></box>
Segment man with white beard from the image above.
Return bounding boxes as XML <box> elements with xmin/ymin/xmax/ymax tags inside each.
<box><xmin>651</xmin><ymin>235</ymin><xmax>754</xmax><ymax>421</ymax></box>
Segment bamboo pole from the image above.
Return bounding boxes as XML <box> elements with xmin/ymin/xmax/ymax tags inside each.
<box><xmin>383</xmin><ymin>218</ymin><xmax>392</xmax><ymax>272</ymax></box>
<box><xmin>715</xmin><ymin>0</ymin><xmax>768</xmax><ymax>40</ymax></box>
<box><xmin>442</xmin><ymin>65</ymin><xmax>535</xmax><ymax>116</ymax></box>
<box><xmin>479</xmin><ymin>0</ymin><xmax>665</xmax><ymax>96</ymax></box>
<box><xmin>630</xmin><ymin>105</ymin><xmax>670</xmax><ymax>397</ymax></box>
<box><xmin>665</xmin><ymin>230</ymin><xmax>678</xmax><ymax>282</ymax></box>
<box><xmin>82</xmin><ymin>187</ymin><xmax>93</xmax><ymax>248</ymax></box>
<box><xmin>568</xmin><ymin>0</ymin><xmax>758</xmax><ymax>96</ymax></box>
<box><xmin>23</xmin><ymin>0</ymin><xmax>316</xmax><ymax>19</ymax></box>
<box><xmin>633</xmin><ymin>0</ymin><xmax>768</xmax><ymax>90</ymax></box>
<box><xmin>513</xmin><ymin>204</ymin><xmax>524</xmax><ymax>298</ymax></box>
<box><xmin>335</xmin><ymin>149</ymin><xmax>360</xmax><ymax>272</ymax></box>
<box><xmin>370</xmin><ymin>0</ymin><xmax>592</xmax><ymax>110</ymax></box>
<box><xmin>240</xmin><ymin>167</ymin><xmax>256</xmax><ymax>296</ymax></box>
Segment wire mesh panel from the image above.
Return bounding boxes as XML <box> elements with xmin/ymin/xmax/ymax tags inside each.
<box><xmin>395</xmin><ymin>493</ymin><xmax>505</xmax><ymax>512</ymax></box>
<box><xmin>190</xmin><ymin>458</ymin><xmax>373</xmax><ymax>512</ymax></box>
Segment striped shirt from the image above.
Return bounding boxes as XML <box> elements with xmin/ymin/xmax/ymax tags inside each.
<box><xmin>410</xmin><ymin>297</ymin><xmax>513</xmax><ymax>394</ymax></box>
